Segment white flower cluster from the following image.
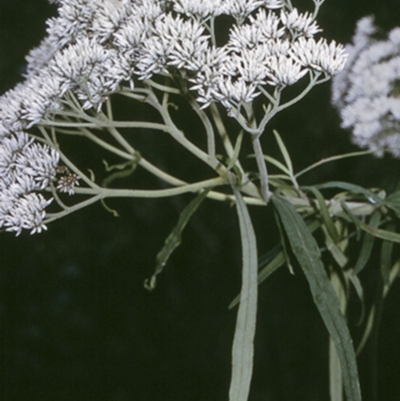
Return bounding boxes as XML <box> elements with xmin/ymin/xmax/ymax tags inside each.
<box><xmin>15</xmin><ymin>0</ymin><xmax>345</xmax><ymax>115</ymax></box>
<box><xmin>0</xmin><ymin>0</ymin><xmax>346</xmax><ymax>234</ymax></box>
<box><xmin>332</xmin><ymin>17</ymin><xmax>400</xmax><ymax>157</ymax></box>
<box><xmin>0</xmin><ymin>132</ymin><xmax>58</xmax><ymax>235</ymax></box>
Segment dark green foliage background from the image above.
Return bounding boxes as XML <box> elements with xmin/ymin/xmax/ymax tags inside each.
<box><xmin>1</xmin><ymin>1</ymin><xmax>400</xmax><ymax>400</ymax></box>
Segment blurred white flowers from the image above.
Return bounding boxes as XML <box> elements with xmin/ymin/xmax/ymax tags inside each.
<box><xmin>332</xmin><ymin>17</ymin><xmax>400</xmax><ymax>157</ymax></box>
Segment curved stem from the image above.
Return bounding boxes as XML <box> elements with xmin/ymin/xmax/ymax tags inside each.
<box><xmin>74</xmin><ymin>176</ymin><xmax>226</xmax><ymax>198</ymax></box>
<box><xmin>187</xmin><ymin>95</ymin><xmax>217</xmax><ymax>162</ymax></box>
<box><xmin>39</xmin><ymin>126</ymin><xmax>100</xmax><ymax>189</ymax></box>
<box><xmin>44</xmin><ymin>194</ymin><xmax>103</xmax><ymax>224</ymax></box>
<box><xmin>40</xmin><ymin>119</ymin><xmax>170</xmax><ymax>131</ymax></box>
<box><xmin>252</xmin><ymin>135</ymin><xmax>271</xmax><ymax>202</ymax></box>
<box><xmin>149</xmin><ymin>88</ymin><xmax>224</xmax><ymax>172</ymax></box>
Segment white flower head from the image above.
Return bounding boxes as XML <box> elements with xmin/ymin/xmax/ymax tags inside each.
<box><xmin>291</xmin><ymin>37</ymin><xmax>347</xmax><ymax>76</ymax></box>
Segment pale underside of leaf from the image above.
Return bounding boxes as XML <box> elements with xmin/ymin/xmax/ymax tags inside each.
<box><xmin>229</xmin><ymin>186</ymin><xmax>258</xmax><ymax>401</ymax></box>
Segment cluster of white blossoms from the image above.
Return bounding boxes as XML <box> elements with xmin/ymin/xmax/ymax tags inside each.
<box><xmin>20</xmin><ymin>0</ymin><xmax>347</xmax><ymax>113</ymax></box>
<box><xmin>0</xmin><ymin>0</ymin><xmax>347</xmax><ymax>234</ymax></box>
<box><xmin>332</xmin><ymin>17</ymin><xmax>400</xmax><ymax>157</ymax></box>
<box><xmin>0</xmin><ymin>131</ymin><xmax>59</xmax><ymax>234</ymax></box>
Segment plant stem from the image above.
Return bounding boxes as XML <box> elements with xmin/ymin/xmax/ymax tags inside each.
<box><xmin>252</xmin><ymin>135</ymin><xmax>271</xmax><ymax>202</ymax></box>
<box><xmin>73</xmin><ymin>176</ymin><xmax>226</xmax><ymax>198</ymax></box>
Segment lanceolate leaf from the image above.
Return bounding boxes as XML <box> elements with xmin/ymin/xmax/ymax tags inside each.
<box><xmin>353</xmin><ymin>211</ymin><xmax>381</xmax><ymax>275</ymax></box>
<box><xmin>271</xmin><ymin>196</ymin><xmax>362</xmax><ymax>401</ymax></box>
<box><xmin>229</xmin><ymin>249</ymin><xmax>284</xmax><ymax>310</ymax></box>
<box><xmin>380</xmin><ymin>228</ymin><xmax>395</xmax><ymax>286</ymax></box>
<box><xmin>273</xmin><ymin>130</ymin><xmax>294</xmax><ymax>175</ymax></box>
<box><xmin>228</xmin><ymin>130</ymin><xmax>244</xmax><ymax>170</ymax></box>
<box><xmin>315</xmin><ymin>181</ymin><xmax>385</xmax><ymax>204</ymax></box>
<box><xmin>358</xmin><ymin>221</ymin><xmax>400</xmax><ymax>243</ymax></box>
<box><xmin>229</xmin><ymin>187</ymin><xmax>258</xmax><ymax>401</ymax></box>
<box><xmin>144</xmin><ymin>190</ymin><xmax>209</xmax><ymax>290</ymax></box>
<box><xmin>229</xmin><ymin>219</ymin><xmax>321</xmax><ymax>310</ymax></box>
<box><xmin>304</xmin><ymin>186</ymin><xmax>340</xmax><ymax>243</ymax></box>
<box><xmin>342</xmin><ymin>202</ymin><xmax>400</xmax><ymax>244</ymax></box>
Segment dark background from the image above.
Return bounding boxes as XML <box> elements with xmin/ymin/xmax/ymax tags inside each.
<box><xmin>1</xmin><ymin>1</ymin><xmax>400</xmax><ymax>400</ymax></box>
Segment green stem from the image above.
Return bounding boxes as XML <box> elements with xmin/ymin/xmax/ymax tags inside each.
<box><xmin>40</xmin><ymin>120</ymin><xmax>170</xmax><ymax>131</ymax></box>
<box><xmin>252</xmin><ymin>135</ymin><xmax>271</xmax><ymax>202</ymax></box>
<box><xmin>39</xmin><ymin>126</ymin><xmax>99</xmax><ymax>189</ymax></box>
<box><xmin>74</xmin><ymin>176</ymin><xmax>226</xmax><ymax>198</ymax></box>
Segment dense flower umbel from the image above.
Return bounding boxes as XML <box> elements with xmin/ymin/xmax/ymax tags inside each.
<box><xmin>0</xmin><ymin>0</ymin><xmax>347</xmax><ymax>234</ymax></box>
<box><xmin>332</xmin><ymin>17</ymin><xmax>400</xmax><ymax>157</ymax></box>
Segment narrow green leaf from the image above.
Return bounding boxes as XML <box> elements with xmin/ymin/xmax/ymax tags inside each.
<box><xmin>263</xmin><ymin>155</ymin><xmax>291</xmax><ymax>176</ymax></box>
<box><xmin>257</xmin><ymin>251</ymin><xmax>285</xmax><ymax>286</ymax></box>
<box><xmin>228</xmin><ymin>130</ymin><xmax>244</xmax><ymax>170</ymax></box>
<box><xmin>229</xmin><ymin>187</ymin><xmax>258</xmax><ymax>401</ymax></box>
<box><xmin>383</xmin><ymin>190</ymin><xmax>400</xmax><ymax>216</ymax></box>
<box><xmin>353</xmin><ymin>211</ymin><xmax>381</xmax><ymax>275</ymax></box>
<box><xmin>380</xmin><ymin>226</ymin><xmax>395</xmax><ymax>286</ymax></box>
<box><xmin>272</xmin><ymin>196</ymin><xmax>361</xmax><ymax>401</ymax></box>
<box><xmin>340</xmin><ymin>201</ymin><xmax>362</xmax><ymax>240</ymax></box>
<box><xmin>295</xmin><ymin>150</ymin><xmax>373</xmax><ymax>179</ymax></box>
<box><xmin>330</xmin><ymin>338</ymin><xmax>343</xmax><ymax>401</ymax></box>
<box><xmin>273</xmin><ymin>208</ymin><xmax>294</xmax><ymax>273</ymax></box>
<box><xmin>305</xmin><ymin>186</ymin><xmax>340</xmax><ymax>243</ymax></box>
<box><xmin>324</xmin><ymin>228</ymin><xmax>348</xmax><ymax>268</ymax></box>
<box><xmin>359</xmin><ymin>221</ymin><xmax>400</xmax><ymax>243</ymax></box>
<box><xmin>273</xmin><ymin>130</ymin><xmax>294</xmax><ymax>175</ymax></box>
<box><xmin>329</xmin><ymin>270</ymin><xmax>347</xmax><ymax>401</ymax></box>
<box><xmin>229</xmin><ymin>219</ymin><xmax>321</xmax><ymax>310</ymax></box>
<box><xmin>315</xmin><ymin>181</ymin><xmax>384</xmax><ymax>204</ymax></box>
<box><xmin>144</xmin><ymin>190</ymin><xmax>209</xmax><ymax>291</ymax></box>
<box><xmin>356</xmin><ymin>305</ymin><xmax>375</xmax><ymax>355</ymax></box>
<box><xmin>345</xmin><ymin>271</ymin><xmax>365</xmax><ymax>325</ymax></box>
<box><xmin>229</xmin><ymin>250</ymin><xmax>284</xmax><ymax>310</ymax></box>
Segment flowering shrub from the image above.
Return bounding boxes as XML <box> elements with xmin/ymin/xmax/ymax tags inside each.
<box><xmin>1</xmin><ymin>1</ymin><xmax>400</xmax><ymax>401</ymax></box>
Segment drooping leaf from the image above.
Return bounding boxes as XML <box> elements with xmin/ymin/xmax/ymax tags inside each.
<box><xmin>359</xmin><ymin>221</ymin><xmax>400</xmax><ymax>243</ymax></box>
<box><xmin>323</xmin><ymin>226</ymin><xmax>348</xmax><ymax>268</ymax></box>
<box><xmin>315</xmin><ymin>181</ymin><xmax>385</xmax><ymax>204</ymax></box>
<box><xmin>273</xmin><ymin>208</ymin><xmax>294</xmax><ymax>273</ymax></box>
<box><xmin>329</xmin><ymin>269</ymin><xmax>347</xmax><ymax>401</ymax></box>
<box><xmin>144</xmin><ymin>190</ymin><xmax>209</xmax><ymax>290</ymax></box>
<box><xmin>344</xmin><ymin>271</ymin><xmax>365</xmax><ymax>325</ymax></box>
<box><xmin>305</xmin><ymin>186</ymin><xmax>340</xmax><ymax>243</ymax></box>
<box><xmin>380</xmin><ymin>226</ymin><xmax>395</xmax><ymax>286</ymax></box>
<box><xmin>356</xmin><ymin>305</ymin><xmax>376</xmax><ymax>355</ymax></box>
<box><xmin>272</xmin><ymin>195</ymin><xmax>362</xmax><ymax>401</ymax></box>
<box><xmin>229</xmin><ymin>248</ymin><xmax>284</xmax><ymax>310</ymax></box>
<box><xmin>353</xmin><ymin>211</ymin><xmax>381</xmax><ymax>275</ymax></box>
<box><xmin>229</xmin><ymin>219</ymin><xmax>321</xmax><ymax>310</ymax></box>
<box><xmin>257</xmin><ymin>250</ymin><xmax>285</xmax><ymax>286</ymax></box>
<box><xmin>342</xmin><ymin>203</ymin><xmax>400</xmax><ymax>244</ymax></box>
<box><xmin>228</xmin><ymin>130</ymin><xmax>244</xmax><ymax>170</ymax></box>
<box><xmin>382</xmin><ymin>190</ymin><xmax>400</xmax><ymax>216</ymax></box>
<box><xmin>229</xmin><ymin>187</ymin><xmax>258</xmax><ymax>401</ymax></box>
